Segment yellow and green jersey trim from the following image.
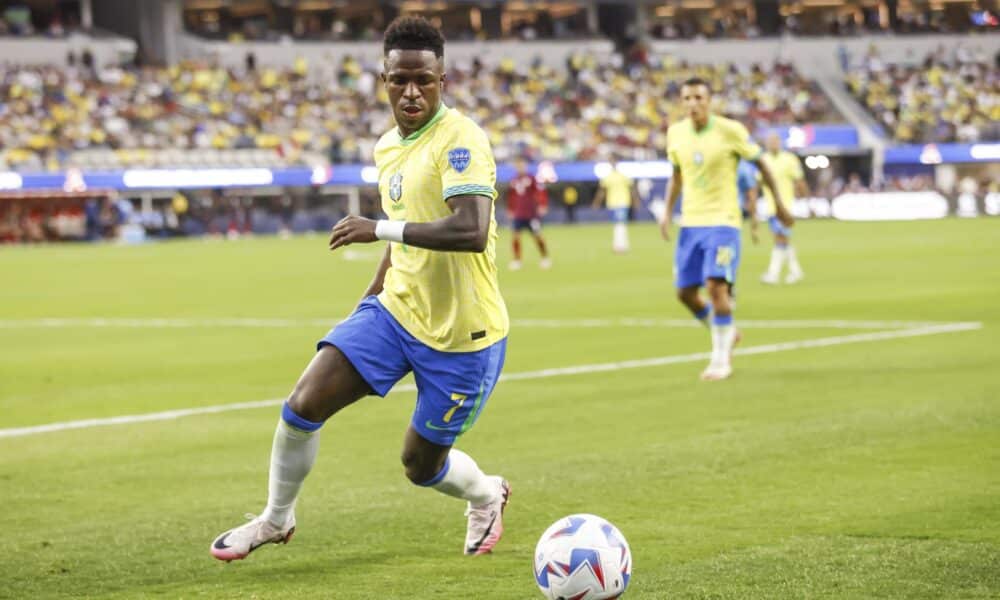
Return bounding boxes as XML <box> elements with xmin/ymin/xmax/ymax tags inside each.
<box><xmin>397</xmin><ymin>103</ymin><xmax>449</xmax><ymax>146</ymax></box>
<box><xmin>443</xmin><ymin>183</ymin><xmax>495</xmax><ymax>200</ymax></box>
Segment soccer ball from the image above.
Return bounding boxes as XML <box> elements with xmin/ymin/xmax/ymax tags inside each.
<box><xmin>533</xmin><ymin>514</ymin><xmax>632</xmax><ymax>599</ymax></box>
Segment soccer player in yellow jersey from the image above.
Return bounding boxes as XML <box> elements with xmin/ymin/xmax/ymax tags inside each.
<box><xmin>660</xmin><ymin>77</ymin><xmax>794</xmax><ymax>381</ymax></box>
<box><xmin>592</xmin><ymin>158</ymin><xmax>640</xmax><ymax>253</ymax></box>
<box><xmin>211</xmin><ymin>16</ymin><xmax>511</xmax><ymax>561</ymax></box>
<box><xmin>759</xmin><ymin>132</ymin><xmax>810</xmax><ymax>284</ymax></box>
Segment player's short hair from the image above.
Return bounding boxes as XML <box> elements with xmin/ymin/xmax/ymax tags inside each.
<box><xmin>383</xmin><ymin>16</ymin><xmax>445</xmax><ymax>59</ymax></box>
<box><xmin>681</xmin><ymin>77</ymin><xmax>712</xmax><ymax>94</ymax></box>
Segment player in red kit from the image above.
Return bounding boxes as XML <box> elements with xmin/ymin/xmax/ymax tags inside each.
<box><xmin>505</xmin><ymin>157</ymin><xmax>551</xmax><ymax>271</ymax></box>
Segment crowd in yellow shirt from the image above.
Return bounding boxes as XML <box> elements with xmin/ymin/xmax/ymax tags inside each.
<box><xmin>0</xmin><ymin>52</ymin><xmax>836</xmax><ymax>172</ymax></box>
<box><xmin>848</xmin><ymin>47</ymin><xmax>999</xmax><ymax>143</ymax></box>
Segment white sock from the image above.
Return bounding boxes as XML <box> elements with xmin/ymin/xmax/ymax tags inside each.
<box><xmin>766</xmin><ymin>246</ymin><xmax>787</xmax><ymax>277</ymax></box>
<box><xmin>430</xmin><ymin>449</ymin><xmax>498</xmax><ymax>507</ymax></box>
<box><xmin>261</xmin><ymin>419</ymin><xmax>320</xmax><ymax>527</ymax></box>
<box><xmin>710</xmin><ymin>322</ymin><xmax>735</xmax><ymax>366</ymax></box>
<box><xmin>786</xmin><ymin>245</ymin><xmax>803</xmax><ymax>276</ymax></box>
<box><xmin>612</xmin><ymin>223</ymin><xmax>629</xmax><ymax>252</ymax></box>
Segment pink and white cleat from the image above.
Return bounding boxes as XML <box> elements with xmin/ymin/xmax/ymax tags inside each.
<box><xmin>210</xmin><ymin>513</ymin><xmax>296</xmax><ymax>562</ymax></box>
<box><xmin>464</xmin><ymin>477</ymin><xmax>511</xmax><ymax>556</ymax></box>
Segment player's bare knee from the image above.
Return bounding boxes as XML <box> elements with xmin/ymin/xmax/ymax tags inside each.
<box><xmin>286</xmin><ymin>383</ymin><xmax>326</xmax><ymax>423</ymax></box>
<box><xmin>401</xmin><ymin>449</ymin><xmax>437</xmax><ymax>484</ymax></box>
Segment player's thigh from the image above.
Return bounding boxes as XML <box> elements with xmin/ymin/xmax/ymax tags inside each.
<box><xmin>675</xmin><ymin>227</ymin><xmax>706</xmax><ymax>289</ymax></box>
<box><xmin>408</xmin><ymin>337</ymin><xmax>507</xmax><ymax>448</ymax></box>
<box><xmin>302</xmin><ymin>297</ymin><xmax>412</xmax><ymax>421</ymax></box>
<box><xmin>288</xmin><ymin>345</ymin><xmax>373</xmax><ymax>422</ymax></box>
<box><xmin>700</xmin><ymin>226</ymin><xmax>741</xmax><ymax>285</ymax></box>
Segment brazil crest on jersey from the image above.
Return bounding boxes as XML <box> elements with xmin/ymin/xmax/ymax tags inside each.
<box><xmin>373</xmin><ymin>104</ymin><xmax>509</xmax><ymax>352</ymax></box>
<box><xmin>667</xmin><ymin>115</ymin><xmax>762</xmax><ymax>228</ymax></box>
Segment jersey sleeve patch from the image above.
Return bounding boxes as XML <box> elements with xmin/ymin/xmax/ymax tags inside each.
<box><xmin>448</xmin><ymin>148</ymin><xmax>471</xmax><ymax>173</ymax></box>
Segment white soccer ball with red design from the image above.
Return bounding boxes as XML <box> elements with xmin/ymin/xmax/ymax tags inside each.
<box><xmin>533</xmin><ymin>513</ymin><xmax>632</xmax><ymax>599</ymax></box>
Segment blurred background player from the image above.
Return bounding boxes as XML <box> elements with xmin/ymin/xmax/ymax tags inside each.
<box><xmin>592</xmin><ymin>158</ymin><xmax>640</xmax><ymax>254</ymax></box>
<box><xmin>730</xmin><ymin>159</ymin><xmax>761</xmax><ymax>309</ymax></box>
<box><xmin>759</xmin><ymin>133</ymin><xmax>810</xmax><ymax>285</ymax></box>
<box><xmin>660</xmin><ymin>77</ymin><xmax>794</xmax><ymax>381</ymax></box>
<box><xmin>505</xmin><ymin>157</ymin><xmax>551</xmax><ymax>270</ymax></box>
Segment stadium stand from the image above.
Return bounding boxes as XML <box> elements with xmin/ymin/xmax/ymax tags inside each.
<box><xmin>847</xmin><ymin>45</ymin><xmax>1000</xmax><ymax>143</ymax></box>
<box><xmin>0</xmin><ymin>53</ymin><xmax>837</xmax><ymax>172</ymax></box>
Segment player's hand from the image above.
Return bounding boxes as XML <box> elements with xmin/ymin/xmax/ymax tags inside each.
<box><xmin>539</xmin><ymin>206</ymin><xmax>548</xmax><ymax>217</ymax></box>
<box><xmin>750</xmin><ymin>224</ymin><xmax>759</xmax><ymax>245</ymax></box>
<box><xmin>328</xmin><ymin>215</ymin><xmax>377</xmax><ymax>251</ymax></box>
<box><xmin>659</xmin><ymin>218</ymin><xmax>672</xmax><ymax>241</ymax></box>
<box><xmin>779</xmin><ymin>212</ymin><xmax>795</xmax><ymax>228</ymax></box>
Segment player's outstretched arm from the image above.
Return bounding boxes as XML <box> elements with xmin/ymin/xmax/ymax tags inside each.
<box><xmin>747</xmin><ymin>186</ymin><xmax>760</xmax><ymax>245</ymax></box>
<box><xmin>359</xmin><ymin>245</ymin><xmax>392</xmax><ymax>301</ymax></box>
<box><xmin>754</xmin><ymin>158</ymin><xmax>795</xmax><ymax>227</ymax></box>
<box><xmin>328</xmin><ymin>194</ymin><xmax>492</xmax><ymax>253</ymax></box>
<box><xmin>661</xmin><ymin>168</ymin><xmax>683</xmax><ymax>241</ymax></box>
<box><xmin>402</xmin><ymin>194</ymin><xmax>491</xmax><ymax>252</ymax></box>
<box><xmin>591</xmin><ymin>187</ymin><xmax>605</xmax><ymax>209</ymax></box>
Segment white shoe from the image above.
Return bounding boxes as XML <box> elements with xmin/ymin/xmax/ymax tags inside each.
<box><xmin>785</xmin><ymin>271</ymin><xmax>804</xmax><ymax>284</ymax></box>
<box><xmin>210</xmin><ymin>513</ymin><xmax>296</xmax><ymax>562</ymax></box>
<box><xmin>760</xmin><ymin>273</ymin><xmax>780</xmax><ymax>285</ymax></box>
<box><xmin>508</xmin><ymin>260</ymin><xmax>522</xmax><ymax>271</ymax></box>
<box><xmin>464</xmin><ymin>477</ymin><xmax>511</xmax><ymax>556</ymax></box>
<box><xmin>539</xmin><ymin>257</ymin><xmax>552</xmax><ymax>270</ymax></box>
<box><xmin>700</xmin><ymin>363</ymin><xmax>733</xmax><ymax>381</ymax></box>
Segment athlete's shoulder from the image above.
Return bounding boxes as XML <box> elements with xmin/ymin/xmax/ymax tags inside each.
<box><xmin>667</xmin><ymin>118</ymin><xmax>690</xmax><ymax>138</ymax></box>
<box><xmin>438</xmin><ymin>108</ymin><xmax>490</xmax><ymax>143</ymax></box>
<box><xmin>715</xmin><ymin>115</ymin><xmax>750</xmax><ymax>137</ymax></box>
<box><xmin>374</xmin><ymin>128</ymin><xmax>399</xmax><ymax>154</ymax></box>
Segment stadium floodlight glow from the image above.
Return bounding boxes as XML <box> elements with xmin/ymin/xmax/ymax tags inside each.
<box><xmin>122</xmin><ymin>168</ymin><xmax>274</xmax><ymax>189</ymax></box>
<box><xmin>361</xmin><ymin>166</ymin><xmax>380</xmax><ymax>184</ymax></box>
<box><xmin>970</xmin><ymin>144</ymin><xmax>1000</xmax><ymax>161</ymax></box>
<box><xmin>593</xmin><ymin>161</ymin><xmax>673</xmax><ymax>180</ymax></box>
<box><xmin>804</xmin><ymin>155</ymin><xmax>829</xmax><ymax>170</ymax></box>
<box><xmin>0</xmin><ymin>172</ymin><xmax>24</xmax><ymax>190</ymax></box>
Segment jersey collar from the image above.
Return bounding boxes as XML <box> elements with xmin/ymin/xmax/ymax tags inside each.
<box><xmin>398</xmin><ymin>103</ymin><xmax>449</xmax><ymax>146</ymax></box>
<box><xmin>691</xmin><ymin>115</ymin><xmax>714</xmax><ymax>135</ymax></box>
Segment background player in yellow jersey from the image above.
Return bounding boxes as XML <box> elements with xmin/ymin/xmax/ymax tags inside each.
<box><xmin>759</xmin><ymin>132</ymin><xmax>810</xmax><ymax>285</ymax></box>
<box><xmin>660</xmin><ymin>77</ymin><xmax>794</xmax><ymax>381</ymax></box>
<box><xmin>592</xmin><ymin>158</ymin><xmax>640</xmax><ymax>253</ymax></box>
<box><xmin>211</xmin><ymin>16</ymin><xmax>511</xmax><ymax>561</ymax></box>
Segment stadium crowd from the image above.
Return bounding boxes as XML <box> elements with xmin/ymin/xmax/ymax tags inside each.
<box><xmin>848</xmin><ymin>45</ymin><xmax>1000</xmax><ymax>143</ymax></box>
<box><xmin>0</xmin><ymin>51</ymin><xmax>835</xmax><ymax>171</ymax></box>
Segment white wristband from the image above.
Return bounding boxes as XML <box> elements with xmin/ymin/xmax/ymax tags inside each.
<box><xmin>375</xmin><ymin>219</ymin><xmax>406</xmax><ymax>243</ymax></box>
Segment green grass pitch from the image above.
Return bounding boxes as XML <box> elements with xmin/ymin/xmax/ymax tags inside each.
<box><xmin>1</xmin><ymin>218</ymin><xmax>998</xmax><ymax>599</ymax></box>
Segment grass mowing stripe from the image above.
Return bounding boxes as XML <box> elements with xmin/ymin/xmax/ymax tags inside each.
<box><xmin>0</xmin><ymin>321</ymin><xmax>980</xmax><ymax>440</ymax></box>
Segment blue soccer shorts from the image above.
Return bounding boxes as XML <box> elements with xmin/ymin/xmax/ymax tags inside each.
<box><xmin>610</xmin><ymin>207</ymin><xmax>629</xmax><ymax>224</ymax></box>
<box><xmin>768</xmin><ymin>216</ymin><xmax>791</xmax><ymax>238</ymax></box>
<box><xmin>674</xmin><ymin>225</ymin><xmax>742</xmax><ymax>288</ymax></box>
<box><xmin>512</xmin><ymin>217</ymin><xmax>542</xmax><ymax>233</ymax></box>
<box><xmin>318</xmin><ymin>296</ymin><xmax>506</xmax><ymax>446</ymax></box>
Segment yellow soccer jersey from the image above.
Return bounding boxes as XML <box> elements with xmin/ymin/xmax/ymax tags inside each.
<box><xmin>759</xmin><ymin>150</ymin><xmax>804</xmax><ymax>214</ymax></box>
<box><xmin>667</xmin><ymin>115</ymin><xmax>762</xmax><ymax>227</ymax></box>
<box><xmin>600</xmin><ymin>170</ymin><xmax>633</xmax><ymax>209</ymax></box>
<box><xmin>374</xmin><ymin>104</ymin><xmax>509</xmax><ymax>353</ymax></box>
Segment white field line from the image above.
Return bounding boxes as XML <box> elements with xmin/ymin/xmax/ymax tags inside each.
<box><xmin>0</xmin><ymin>321</ymin><xmax>981</xmax><ymax>440</ymax></box>
<box><xmin>0</xmin><ymin>317</ymin><xmax>974</xmax><ymax>330</ymax></box>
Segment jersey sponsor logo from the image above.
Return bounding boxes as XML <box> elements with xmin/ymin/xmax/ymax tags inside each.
<box><xmin>448</xmin><ymin>148</ymin><xmax>471</xmax><ymax>173</ymax></box>
<box><xmin>389</xmin><ymin>172</ymin><xmax>403</xmax><ymax>203</ymax></box>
